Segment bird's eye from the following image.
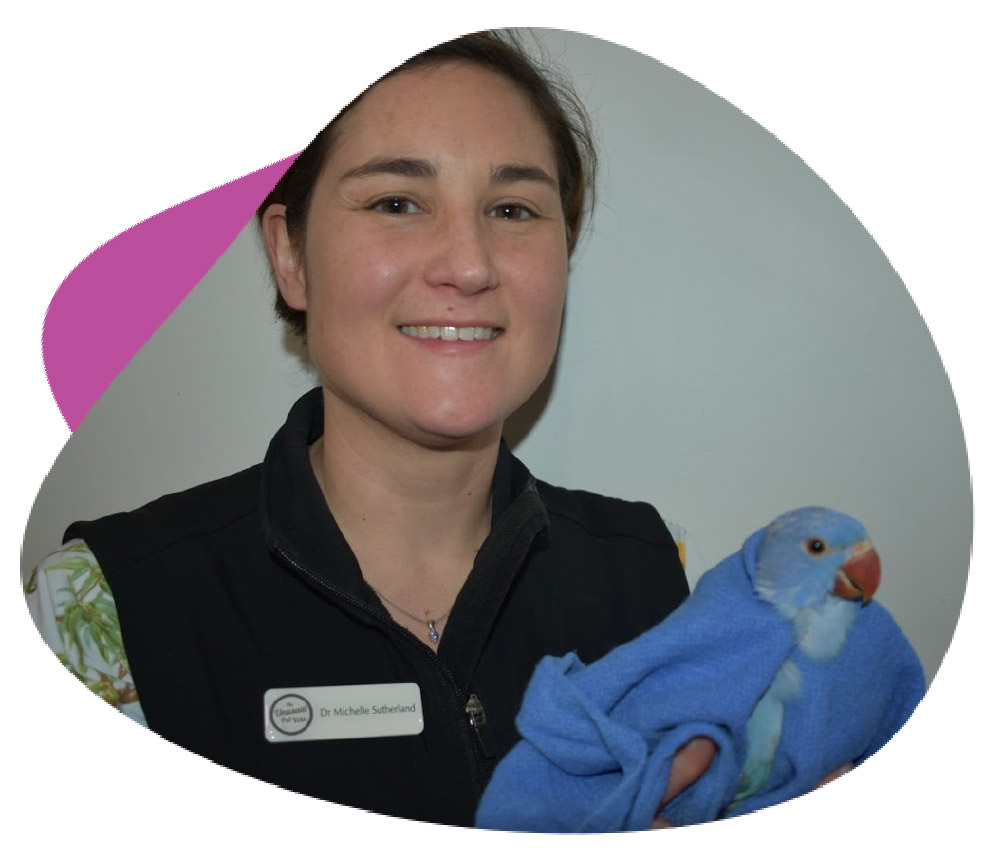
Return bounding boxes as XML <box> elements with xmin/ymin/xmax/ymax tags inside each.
<box><xmin>806</xmin><ymin>538</ymin><xmax>827</xmax><ymax>555</ymax></box>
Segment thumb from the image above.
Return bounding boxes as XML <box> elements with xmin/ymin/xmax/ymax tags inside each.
<box><xmin>652</xmin><ymin>736</ymin><xmax>717</xmax><ymax>826</ymax></box>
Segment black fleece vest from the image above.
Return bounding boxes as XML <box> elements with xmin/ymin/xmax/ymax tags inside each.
<box><xmin>66</xmin><ymin>389</ymin><xmax>689</xmax><ymax>826</ymax></box>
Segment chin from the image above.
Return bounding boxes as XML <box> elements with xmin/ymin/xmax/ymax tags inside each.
<box><xmin>403</xmin><ymin>402</ymin><xmax>509</xmax><ymax>449</ymax></box>
<box><xmin>408</xmin><ymin>418</ymin><xmax>503</xmax><ymax>450</ymax></box>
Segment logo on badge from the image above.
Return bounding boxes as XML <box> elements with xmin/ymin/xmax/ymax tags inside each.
<box><xmin>269</xmin><ymin>693</ymin><xmax>313</xmax><ymax>736</ymax></box>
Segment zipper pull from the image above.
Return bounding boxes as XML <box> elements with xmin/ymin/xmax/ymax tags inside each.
<box><xmin>465</xmin><ymin>693</ymin><xmax>494</xmax><ymax>758</ymax></box>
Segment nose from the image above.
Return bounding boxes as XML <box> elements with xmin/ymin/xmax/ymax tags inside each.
<box><xmin>423</xmin><ymin>212</ymin><xmax>498</xmax><ymax>295</ymax></box>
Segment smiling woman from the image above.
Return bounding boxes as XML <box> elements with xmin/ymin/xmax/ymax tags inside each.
<box><xmin>261</xmin><ymin>62</ymin><xmax>569</xmax><ymax>452</ymax></box>
<box><xmin>21</xmin><ymin>27</ymin><xmax>970</xmax><ymax>833</ymax></box>
<box><xmin>23</xmin><ymin>31</ymin><xmax>696</xmax><ymax>828</ymax></box>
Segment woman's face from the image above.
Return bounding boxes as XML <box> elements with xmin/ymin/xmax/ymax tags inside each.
<box><xmin>274</xmin><ymin>61</ymin><xmax>569</xmax><ymax>448</ymax></box>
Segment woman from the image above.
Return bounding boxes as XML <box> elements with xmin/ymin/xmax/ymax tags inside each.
<box><xmin>27</xmin><ymin>30</ymin><xmax>839</xmax><ymax>828</ymax></box>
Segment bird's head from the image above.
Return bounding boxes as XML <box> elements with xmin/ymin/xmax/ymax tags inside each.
<box><xmin>752</xmin><ymin>506</ymin><xmax>881</xmax><ymax>612</ymax></box>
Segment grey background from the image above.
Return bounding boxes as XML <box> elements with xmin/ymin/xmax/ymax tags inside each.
<box><xmin>22</xmin><ymin>29</ymin><xmax>971</xmax><ymax>684</ymax></box>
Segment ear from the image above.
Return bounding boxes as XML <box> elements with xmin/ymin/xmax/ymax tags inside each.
<box><xmin>261</xmin><ymin>203</ymin><xmax>307</xmax><ymax>311</ymax></box>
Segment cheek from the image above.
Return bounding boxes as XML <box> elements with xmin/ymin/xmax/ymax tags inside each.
<box><xmin>511</xmin><ymin>244</ymin><xmax>568</xmax><ymax>326</ymax></box>
<box><xmin>307</xmin><ymin>234</ymin><xmax>411</xmax><ymax>321</ymax></box>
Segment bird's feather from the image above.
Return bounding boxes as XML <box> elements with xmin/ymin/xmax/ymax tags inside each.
<box><xmin>725</xmin><ymin>506</ymin><xmax>881</xmax><ymax>814</ymax></box>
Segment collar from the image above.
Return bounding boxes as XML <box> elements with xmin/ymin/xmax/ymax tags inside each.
<box><xmin>259</xmin><ymin>388</ymin><xmax>549</xmax><ymax>680</ymax></box>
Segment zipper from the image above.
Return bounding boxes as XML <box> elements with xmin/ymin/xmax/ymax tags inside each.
<box><xmin>465</xmin><ymin>693</ymin><xmax>494</xmax><ymax>758</ymax></box>
<box><xmin>272</xmin><ymin>540</ymin><xmax>493</xmax><ymax>793</ymax></box>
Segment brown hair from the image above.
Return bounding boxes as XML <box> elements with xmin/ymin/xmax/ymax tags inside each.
<box><xmin>257</xmin><ymin>30</ymin><xmax>598</xmax><ymax>339</ymax></box>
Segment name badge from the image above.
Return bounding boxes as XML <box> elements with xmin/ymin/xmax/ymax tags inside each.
<box><xmin>263</xmin><ymin>683</ymin><xmax>424</xmax><ymax>743</ymax></box>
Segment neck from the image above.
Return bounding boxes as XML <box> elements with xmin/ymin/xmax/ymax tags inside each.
<box><xmin>793</xmin><ymin>596</ymin><xmax>859</xmax><ymax>661</ymax></box>
<box><xmin>310</xmin><ymin>393</ymin><xmax>501</xmax><ymax>582</ymax></box>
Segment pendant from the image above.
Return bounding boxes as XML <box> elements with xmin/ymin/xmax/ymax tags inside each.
<box><xmin>428</xmin><ymin>620</ymin><xmax>440</xmax><ymax>643</ymax></box>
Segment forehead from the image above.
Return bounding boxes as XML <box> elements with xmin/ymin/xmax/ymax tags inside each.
<box><xmin>327</xmin><ymin>61</ymin><xmax>558</xmax><ymax>175</ymax></box>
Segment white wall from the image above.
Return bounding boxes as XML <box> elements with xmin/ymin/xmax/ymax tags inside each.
<box><xmin>21</xmin><ymin>29</ymin><xmax>971</xmax><ymax>685</ymax></box>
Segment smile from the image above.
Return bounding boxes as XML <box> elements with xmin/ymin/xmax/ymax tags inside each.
<box><xmin>399</xmin><ymin>325</ymin><xmax>502</xmax><ymax>342</ymax></box>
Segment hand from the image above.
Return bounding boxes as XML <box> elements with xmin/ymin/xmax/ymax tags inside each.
<box><xmin>649</xmin><ymin>741</ymin><xmax>853</xmax><ymax>829</ymax></box>
<box><xmin>816</xmin><ymin>763</ymin><xmax>853</xmax><ymax>786</ymax></box>
<box><xmin>650</xmin><ymin>737</ymin><xmax>717</xmax><ymax>828</ymax></box>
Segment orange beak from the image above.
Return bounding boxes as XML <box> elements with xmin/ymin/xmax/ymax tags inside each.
<box><xmin>833</xmin><ymin>541</ymin><xmax>881</xmax><ymax>605</ymax></box>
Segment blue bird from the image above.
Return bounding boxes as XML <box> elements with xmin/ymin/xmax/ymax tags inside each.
<box><xmin>724</xmin><ymin>506</ymin><xmax>881</xmax><ymax>814</ymax></box>
<box><xmin>475</xmin><ymin>505</ymin><xmax>922</xmax><ymax>832</ymax></box>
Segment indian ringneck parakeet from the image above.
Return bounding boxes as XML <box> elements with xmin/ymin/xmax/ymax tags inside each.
<box><xmin>474</xmin><ymin>505</ymin><xmax>922</xmax><ymax>831</ymax></box>
<box><xmin>724</xmin><ymin>505</ymin><xmax>882</xmax><ymax>814</ymax></box>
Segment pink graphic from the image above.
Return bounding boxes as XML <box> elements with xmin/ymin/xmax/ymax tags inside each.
<box><xmin>42</xmin><ymin>156</ymin><xmax>297</xmax><ymax>431</ymax></box>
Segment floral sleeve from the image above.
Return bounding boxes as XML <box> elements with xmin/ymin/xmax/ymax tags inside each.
<box><xmin>663</xmin><ymin>518</ymin><xmax>706</xmax><ymax>587</ymax></box>
<box><xmin>24</xmin><ymin>539</ymin><xmax>147</xmax><ymax>726</ymax></box>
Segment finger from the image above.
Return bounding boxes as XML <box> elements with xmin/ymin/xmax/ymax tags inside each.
<box><xmin>650</xmin><ymin>816</ymin><xmax>675</xmax><ymax>829</ymax></box>
<box><xmin>661</xmin><ymin>737</ymin><xmax>717</xmax><ymax>806</ymax></box>
<box><xmin>816</xmin><ymin>763</ymin><xmax>853</xmax><ymax>788</ymax></box>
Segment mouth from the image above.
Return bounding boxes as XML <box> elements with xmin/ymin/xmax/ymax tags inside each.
<box><xmin>833</xmin><ymin>542</ymin><xmax>881</xmax><ymax>605</ymax></box>
<box><xmin>399</xmin><ymin>325</ymin><xmax>503</xmax><ymax>342</ymax></box>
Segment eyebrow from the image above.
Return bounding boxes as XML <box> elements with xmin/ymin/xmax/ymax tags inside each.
<box><xmin>339</xmin><ymin>157</ymin><xmax>558</xmax><ymax>190</ymax></box>
<box><xmin>492</xmin><ymin>163</ymin><xmax>558</xmax><ymax>190</ymax></box>
<box><xmin>340</xmin><ymin>157</ymin><xmax>435</xmax><ymax>181</ymax></box>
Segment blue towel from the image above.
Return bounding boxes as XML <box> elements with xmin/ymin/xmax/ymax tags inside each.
<box><xmin>475</xmin><ymin>526</ymin><xmax>926</xmax><ymax>831</ymax></box>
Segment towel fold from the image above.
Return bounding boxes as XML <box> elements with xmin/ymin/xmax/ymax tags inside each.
<box><xmin>475</xmin><ymin>527</ymin><xmax>926</xmax><ymax>831</ymax></box>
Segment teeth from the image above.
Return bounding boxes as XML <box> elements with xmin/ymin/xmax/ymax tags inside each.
<box><xmin>400</xmin><ymin>325</ymin><xmax>500</xmax><ymax>341</ymax></box>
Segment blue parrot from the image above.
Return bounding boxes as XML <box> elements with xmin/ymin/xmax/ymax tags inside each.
<box><xmin>724</xmin><ymin>506</ymin><xmax>882</xmax><ymax>814</ymax></box>
<box><xmin>476</xmin><ymin>503</ymin><xmax>923</xmax><ymax>831</ymax></box>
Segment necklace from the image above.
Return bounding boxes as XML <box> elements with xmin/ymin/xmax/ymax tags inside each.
<box><xmin>369</xmin><ymin>585</ymin><xmax>453</xmax><ymax>644</ymax></box>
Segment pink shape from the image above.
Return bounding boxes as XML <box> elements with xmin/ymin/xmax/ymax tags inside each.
<box><xmin>42</xmin><ymin>157</ymin><xmax>298</xmax><ymax>431</ymax></box>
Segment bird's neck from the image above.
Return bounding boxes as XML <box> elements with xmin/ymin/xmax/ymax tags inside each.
<box><xmin>791</xmin><ymin>596</ymin><xmax>859</xmax><ymax>660</ymax></box>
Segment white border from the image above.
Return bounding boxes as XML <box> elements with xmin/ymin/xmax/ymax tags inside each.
<box><xmin>5</xmin><ymin>2</ymin><xmax>988</xmax><ymax>859</ymax></box>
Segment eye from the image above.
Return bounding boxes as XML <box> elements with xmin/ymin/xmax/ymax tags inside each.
<box><xmin>370</xmin><ymin>197</ymin><xmax>421</xmax><ymax>215</ymax></box>
<box><xmin>805</xmin><ymin>538</ymin><xmax>827</xmax><ymax>555</ymax></box>
<box><xmin>488</xmin><ymin>203</ymin><xmax>534</xmax><ymax>221</ymax></box>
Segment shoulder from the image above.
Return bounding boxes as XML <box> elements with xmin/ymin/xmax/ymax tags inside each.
<box><xmin>661</xmin><ymin>518</ymin><xmax>707</xmax><ymax>585</ymax></box>
<box><xmin>26</xmin><ymin>536</ymin><xmax>100</xmax><ymax>587</ymax></box>
<box><xmin>25</xmin><ymin>539</ymin><xmax>147</xmax><ymax>725</ymax></box>
<box><xmin>536</xmin><ymin>479</ymin><xmax>673</xmax><ymax>546</ymax></box>
<box><xmin>533</xmin><ymin>479</ymin><xmax>703</xmax><ymax>581</ymax></box>
<box><xmin>62</xmin><ymin>464</ymin><xmax>263</xmax><ymax>570</ymax></box>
